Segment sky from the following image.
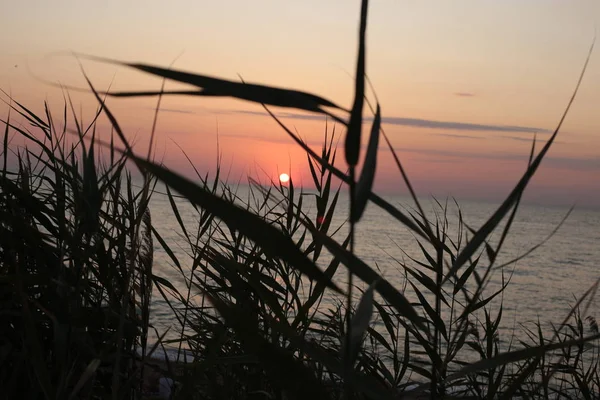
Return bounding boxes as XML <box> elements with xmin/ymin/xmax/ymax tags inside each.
<box><xmin>1</xmin><ymin>1</ymin><xmax>600</xmax><ymax>208</ymax></box>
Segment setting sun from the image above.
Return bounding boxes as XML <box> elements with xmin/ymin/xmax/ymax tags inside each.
<box><xmin>279</xmin><ymin>173</ymin><xmax>290</xmax><ymax>183</ymax></box>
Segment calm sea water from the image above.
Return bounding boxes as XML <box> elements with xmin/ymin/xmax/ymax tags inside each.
<box><xmin>145</xmin><ymin>181</ymin><xmax>600</xmax><ymax>348</ymax></box>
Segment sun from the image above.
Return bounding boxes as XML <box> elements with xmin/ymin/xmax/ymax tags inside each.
<box><xmin>279</xmin><ymin>173</ymin><xmax>290</xmax><ymax>183</ymax></box>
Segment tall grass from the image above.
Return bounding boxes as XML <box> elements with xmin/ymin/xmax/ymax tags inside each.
<box><xmin>1</xmin><ymin>0</ymin><xmax>600</xmax><ymax>399</ymax></box>
<box><xmin>0</xmin><ymin>93</ymin><xmax>163</xmax><ymax>399</ymax></box>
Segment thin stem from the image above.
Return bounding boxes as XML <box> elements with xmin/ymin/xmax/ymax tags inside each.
<box><xmin>432</xmin><ymin>242</ymin><xmax>444</xmax><ymax>400</ymax></box>
<box><xmin>344</xmin><ymin>166</ymin><xmax>356</xmax><ymax>399</ymax></box>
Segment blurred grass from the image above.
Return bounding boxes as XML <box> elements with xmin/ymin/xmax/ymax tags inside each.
<box><xmin>1</xmin><ymin>0</ymin><xmax>599</xmax><ymax>399</ymax></box>
<box><xmin>0</xmin><ymin>92</ymin><xmax>161</xmax><ymax>399</ymax></box>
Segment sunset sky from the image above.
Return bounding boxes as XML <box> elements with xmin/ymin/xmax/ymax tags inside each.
<box><xmin>1</xmin><ymin>1</ymin><xmax>600</xmax><ymax>207</ymax></box>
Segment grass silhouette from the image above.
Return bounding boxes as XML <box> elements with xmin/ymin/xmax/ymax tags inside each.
<box><xmin>1</xmin><ymin>0</ymin><xmax>599</xmax><ymax>399</ymax></box>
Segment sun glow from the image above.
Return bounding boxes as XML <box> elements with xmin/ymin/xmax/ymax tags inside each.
<box><xmin>279</xmin><ymin>173</ymin><xmax>290</xmax><ymax>183</ymax></box>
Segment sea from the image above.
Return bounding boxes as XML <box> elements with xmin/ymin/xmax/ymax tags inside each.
<box><xmin>144</xmin><ymin>181</ymin><xmax>600</xmax><ymax>358</ymax></box>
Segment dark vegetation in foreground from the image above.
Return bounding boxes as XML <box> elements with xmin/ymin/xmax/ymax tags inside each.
<box><xmin>1</xmin><ymin>1</ymin><xmax>600</xmax><ymax>399</ymax></box>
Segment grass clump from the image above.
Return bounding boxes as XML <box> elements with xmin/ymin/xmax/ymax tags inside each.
<box><xmin>0</xmin><ymin>95</ymin><xmax>159</xmax><ymax>399</ymax></box>
<box><xmin>1</xmin><ymin>0</ymin><xmax>600</xmax><ymax>399</ymax></box>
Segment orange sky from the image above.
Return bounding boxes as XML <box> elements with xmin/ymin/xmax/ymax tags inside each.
<box><xmin>1</xmin><ymin>1</ymin><xmax>600</xmax><ymax>207</ymax></box>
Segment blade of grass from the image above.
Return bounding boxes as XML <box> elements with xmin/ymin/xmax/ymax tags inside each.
<box><xmin>352</xmin><ymin>103</ymin><xmax>380</xmax><ymax>223</ymax></box>
<box><xmin>305</xmin><ymin>223</ymin><xmax>424</xmax><ymax>331</ymax></box>
<box><xmin>344</xmin><ymin>0</ymin><xmax>368</xmax><ymax>167</ymax></box>
<box><xmin>445</xmin><ymin>40</ymin><xmax>594</xmax><ymax>283</ymax></box>
<box><xmin>447</xmin><ymin>332</ymin><xmax>600</xmax><ymax>382</ymax></box>
<box><xmin>129</xmin><ymin>153</ymin><xmax>342</xmax><ymax>294</ymax></box>
<box><xmin>68</xmin><ymin>359</ymin><xmax>101</xmax><ymax>400</ymax></box>
<box><xmin>55</xmin><ymin>52</ymin><xmax>348</xmax><ymax>122</ymax></box>
<box><xmin>344</xmin><ymin>279</ymin><xmax>379</xmax><ymax>365</ymax></box>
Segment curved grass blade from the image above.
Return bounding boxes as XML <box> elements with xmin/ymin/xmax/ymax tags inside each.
<box><xmin>305</xmin><ymin>223</ymin><xmax>424</xmax><ymax>331</ymax></box>
<box><xmin>0</xmin><ymin>89</ymin><xmax>49</xmax><ymax>129</ymax></box>
<box><xmin>409</xmin><ymin>281</ymin><xmax>447</xmax><ymax>341</ymax></box>
<box><xmin>446</xmin><ymin>332</ymin><xmax>600</xmax><ymax>383</ymax></box>
<box><xmin>293</xmin><ymin>234</ymin><xmax>350</xmax><ymax>329</ymax></box>
<box><xmin>445</xmin><ymin>40</ymin><xmax>594</xmax><ymax>283</ymax></box>
<box><xmin>0</xmin><ymin>119</ymin><xmax>45</xmax><ymax>148</ymax></box>
<box><xmin>76</xmin><ymin>62</ymin><xmax>133</xmax><ymax>157</ymax></box>
<box><xmin>129</xmin><ymin>153</ymin><xmax>342</xmax><ymax>294</ymax></box>
<box><xmin>493</xmin><ymin>205</ymin><xmax>574</xmax><ymax>270</ymax></box>
<box><xmin>344</xmin><ymin>279</ymin><xmax>379</xmax><ymax>365</ymax></box>
<box><xmin>497</xmin><ymin>357</ymin><xmax>540</xmax><ymax>400</ymax></box>
<box><xmin>352</xmin><ymin>103</ymin><xmax>380</xmax><ymax>223</ymax></box>
<box><xmin>360</xmin><ymin>77</ymin><xmax>434</xmax><ymax>240</ymax></box>
<box><xmin>66</xmin><ymin>52</ymin><xmax>347</xmax><ymax>116</ymax></box>
<box><xmin>2</xmin><ymin>110</ymin><xmax>9</xmax><ymax>176</ymax></box>
<box><xmin>382</xmin><ymin>130</ymin><xmax>435</xmax><ymax>240</ymax></box>
<box><xmin>345</xmin><ymin>0</ymin><xmax>369</xmax><ymax>166</ymax></box>
<box><xmin>69</xmin><ymin>359</ymin><xmax>101</xmax><ymax>400</ymax></box>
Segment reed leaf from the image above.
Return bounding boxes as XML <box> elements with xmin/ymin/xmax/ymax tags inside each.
<box><xmin>345</xmin><ymin>279</ymin><xmax>379</xmax><ymax>365</ymax></box>
<box><xmin>68</xmin><ymin>53</ymin><xmax>346</xmax><ymax>118</ymax></box>
<box><xmin>129</xmin><ymin>153</ymin><xmax>342</xmax><ymax>294</ymax></box>
<box><xmin>446</xmin><ymin>332</ymin><xmax>600</xmax><ymax>383</ymax></box>
<box><xmin>446</xmin><ymin>40</ymin><xmax>594</xmax><ymax>283</ymax></box>
<box><xmin>352</xmin><ymin>103</ymin><xmax>380</xmax><ymax>223</ymax></box>
<box><xmin>345</xmin><ymin>0</ymin><xmax>369</xmax><ymax>166</ymax></box>
<box><xmin>305</xmin><ymin>224</ymin><xmax>424</xmax><ymax>331</ymax></box>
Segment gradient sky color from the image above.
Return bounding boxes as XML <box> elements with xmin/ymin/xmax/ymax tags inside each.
<box><xmin>1</xmin><ymin>1</ymin><xmax>600</xmax><ymax>207</ymax></box>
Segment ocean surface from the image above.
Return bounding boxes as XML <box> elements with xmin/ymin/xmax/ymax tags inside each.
<box><xmin>145</xmin><ymin>181</ymin><xmax>600</xmax><ymax>351</ymax></box>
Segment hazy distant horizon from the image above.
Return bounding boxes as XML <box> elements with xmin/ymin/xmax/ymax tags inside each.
<box><xmin>143</xmin><ymin>170</ymin><xmax>600</xmax><ymax>211</ymax></box>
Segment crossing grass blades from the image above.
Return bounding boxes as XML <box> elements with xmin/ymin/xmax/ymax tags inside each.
<box><xmin>2</xmin><ymin>0</ymin><xmax>600</xmax><ymax>398</ymax></box>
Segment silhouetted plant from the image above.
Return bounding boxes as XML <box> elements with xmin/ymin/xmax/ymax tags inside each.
<box><xmin>2</xmin><ymin>0</ymin><xmax>600</xmax><ymax>399</ymax></box>
<box><xmin>0</xmin><ymin>94</ymin><xmax>162</xmax><ymax>399</ymax></box>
